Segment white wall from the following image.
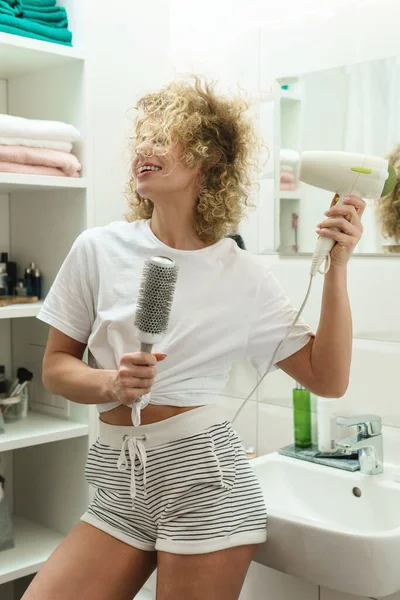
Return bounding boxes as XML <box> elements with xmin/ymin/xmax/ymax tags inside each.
<box><xmin>83</xmin><ymin>0</ymin><xmax>172</xmax><ymax>228</ymax></box>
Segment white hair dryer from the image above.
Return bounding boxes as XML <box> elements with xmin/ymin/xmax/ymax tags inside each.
<box><xmin>298</xmin><ymin>151</ymin><xmax>396</xmax><ymax>276</ymax></box>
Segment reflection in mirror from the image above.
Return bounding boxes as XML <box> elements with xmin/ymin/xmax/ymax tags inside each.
<box><xmin>276</xmin><ymin>56</ymin><xmax>400</xmax><ymax>255</ymax></box>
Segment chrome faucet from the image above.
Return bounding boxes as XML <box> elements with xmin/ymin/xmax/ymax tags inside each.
<box><xmin>336</xmin><ymin>414</ymin><xmax>384</xmax><ymax>475</ymax></box>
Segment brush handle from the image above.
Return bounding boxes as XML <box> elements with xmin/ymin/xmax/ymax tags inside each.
<box><xmin>140</xmin><ymin>342</ymin><xmax>153</xmax><ymax>353</ymax></box>
<box><xmin>310</xmin><ymin>194</ymin><xmax>345</xmax><ymax>276</ymax></box>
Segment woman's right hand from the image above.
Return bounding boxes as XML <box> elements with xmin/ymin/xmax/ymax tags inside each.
<box><xmin>110</xmin><ymin>352</ymin><xmax>166</xmax><ymax>406</ymax></box>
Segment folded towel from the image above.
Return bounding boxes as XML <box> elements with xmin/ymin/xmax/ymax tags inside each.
<box><xmin>0</xmin><ymin>0</ymin><xmax>20</xmax><ymax>15</ymax></box>
<box><xmin>29</xmin><ymin>17</ymin><xmax>67</xmax><ymax>28</ymax></box>
<box><xmin>0</xmin><ymin>13</ymin><xmax>72</xmax><ymax>44</ymax></box>
<box><xmin>0</xmin><ymin>145</ymin><xmax>81</xmax><ymax>177</ymax></box>
<box><xmin>0</xmin><ymin>161</ymin><xmax>72</xmax><ymax>177</ymax></box>
<box><xmin>280</xmin><ymin>183</ymin><xmax>297</xmax><ymax>191</ymax></box>
<box><xmin>22</xmin><ymin>7</ymin><xmax>67</xmax><ymax>22</ymax></box>
<box><xmin>280</xmin><ymin>148</ymin><xmax>300</xmax><ymax>165</ymax></box>
<box><xmin>0</xmin><ymin>136</ymin><xmax>72</xmax><ymax>152</ymax></box>
<box><xmin>0</xmin><ymin>22</ymin><xmax>71</xmax><ymax>44</ymax></box>
<box><xmin>0</xmin><ymin>114</ymin><xmax>80</xmax><ymax>143</ymax></box>
<box><xmin>21</xmin><ymin>4</ymin><xmax>61</xmax><ymax>11</ymax></box>
<box><xmin>280</xmin><ymin>171</ymin><xmax>294</xmax><ymax>183</ymax></box>
<box><xmin>22</xmin><ymin>4</ymin><xmax>67</xmax><ymax>21</ymax></box>
<box><xmin>21</xmin><ymin>0</ymin><xmax>56</xmax><ymax>6</ymax></box>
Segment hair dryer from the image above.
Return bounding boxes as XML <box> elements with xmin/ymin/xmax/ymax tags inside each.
<box><xmin>298</xmin><ymin>151</ymin><xmax>396</xmax><ymax>276</ymax></box>
<box><xmin>233</xmin><ymin>150</ymin><xmax>396</xmax><ymax>425</ymax></box>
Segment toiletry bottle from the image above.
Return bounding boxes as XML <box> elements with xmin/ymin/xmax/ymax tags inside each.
<box><xmin>317</xmin><ymin>397</ymin><xmax>338</xmax><ymax>453</ymax></box>
<box><xmin>14</xmin><ymin>280</ymin><xmax>27</xmax><ymax>297</ymax></box>
<box><xmin>24</xmin><ymin>262</ymin><xmax>35</xmax><ymax>296</ymax></box>
<box><xmin>0</xmin><ymin>252</ymin><xmax>17</xmax><ymax>296</ymax></box>
<box><xmin>293</xmin><ymin>382</ymin><xmax>312</xmax><ymax>448</ymax></box>
<box><xmin>0</xmin><ymin>263</ymin><xmax>7</xmax><ymax>296</ymax></box>
<box><xmin>32</xmin><ymin>265</ymin><xmax>42</xmax><ymax>299</ymax></box>
<box><xmin>25</xmin><ymin>262</ymin><xmax>42</xmax><ymax>298</ymax></box>
<box><xmin>0</xmin><ymin>366</ymin><xmax>8</xmax><ymax>400</ymax></box>
<box><xmin>245</xmin><ymin>446</ymin><xmax>257</xmax><ymax>460</ymax></box>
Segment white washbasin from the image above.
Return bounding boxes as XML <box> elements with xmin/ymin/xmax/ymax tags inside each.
<box><xmin>251</xmin><ymin>452</ymin><xmax>400</xmax><ymax>597</ymax></box>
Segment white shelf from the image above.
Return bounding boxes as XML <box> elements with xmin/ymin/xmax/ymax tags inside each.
<box><xmin>0</xmin><ymin>301</ymin><xmax>43</xmax><ymax>319</ymax></box>
<box><xmin>259</xmin><ymin>171</ymin><xmax>275</xmax><ymax>180</ymax></box>
<box><xmin>0</xmin><ymin>32</ymin><xmax>85</xmax><ymax>79</ymax></box>
<box><xmin>280</xmin><ymin>190</ymin><xmax>302</xmax><ymax>200</ymax></box>
<box><xmin>0</xmin><ymin>516</ymin><xmax>64</xmax><ymax>584</ymax></box>
<box><xmin>0</xmin><ymin>412</ymin><xmax>89</xmax><ymax>452</ymax></box>
<box><xmin>0</xmin><ymin>173</ymin><xmax>87</xmax><ymax>192</ymax></box>
<box><xmin>280</xmin><ymin>89</ymin><xmax>301</xmax><ymax>103</ymax></box>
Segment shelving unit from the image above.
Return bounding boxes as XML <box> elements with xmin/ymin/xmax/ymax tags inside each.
<box><xmin>0</xmin><ymin>412</ymin><xmax>89</xmax><ymax>452</ymax></box>
<box><xmin>0</xmin><ymin>32</ymin><xmax>85</xmax><ymax>78</ymax></box>
<box><xmin>0</xmin><ymin>5</ymin><xmax>92</xmax><ymax>596</ymax></box>
<box><xmin>276</xmin><ymin>79</ymin><xmax>304</xmax><ymax>253</ymax></box>
<box><xmin>280</xmin><ymin>190</ymin><xmax>302</xmax><ymax>201</ymax></box>
<box><xmin>0</xmin><ymin>517</ymin><xmax>64</xmax><ymax>585</ymax></box>
<box><xmin>280</xmin><ymin>88</ymin><xmax>301</xmax><ymax>103</ymax></box>
<box><xmin>0</xmin><ymin>301</ymin><xmax>43</xmax><ymax>319</ymax></box>
<box><xmin>0</xmin><ymin>174</ymin><xmax>87</xmax><ymax>192</ymax></box>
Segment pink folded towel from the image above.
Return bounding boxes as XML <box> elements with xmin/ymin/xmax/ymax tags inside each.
<box><xmin>0</xmin><ymin>137</ymin><xmax>73</xmax><ymax>153</ymax></box>
<box><xmin>280</xmin><ymin>182</ymin><xmax>297</xmax><ymax>191</ymax></box>
<box><xmin>280</xmin><ymin>170</ymin><xmax>295</xmax><ymax>183</ymax></box>
<box><xmin>0</xmin><ymin>162</ymin><xmax>72</xmax><ymax>177</ymax></box>
<box><xmin>0</xmin><ymin>145</ymin><xmax>81</xmax><ymax>177</ymax></box>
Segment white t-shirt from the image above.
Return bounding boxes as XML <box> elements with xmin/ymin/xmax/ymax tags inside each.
<box><xmin>37</xmin><ymin>219</ymin><xmax>314</xmax><ymax>413</ymax></box>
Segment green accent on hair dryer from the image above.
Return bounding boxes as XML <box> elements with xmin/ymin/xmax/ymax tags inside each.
<box><xmin>381</xmin><ymin>163</ymin><xmax>397</xmax><ymax>197</ymax></box>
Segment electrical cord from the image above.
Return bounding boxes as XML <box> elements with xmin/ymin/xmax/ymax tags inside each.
<box><xmin>232</xmin><ymin>273</ymin><xmax>315</xmax><ymax>425</ymax></box>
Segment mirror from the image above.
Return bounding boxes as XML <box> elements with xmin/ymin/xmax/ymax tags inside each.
<box><xmin>275</xmin><ymin>55</ymin><xmax>400</xmax><ymax>255</ymax></box>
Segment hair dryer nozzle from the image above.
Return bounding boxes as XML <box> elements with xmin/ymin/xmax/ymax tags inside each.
<box><xmin>299</xmin><ymin>151</ymin><xmax>390</xmax><ymax>200</ymax></box>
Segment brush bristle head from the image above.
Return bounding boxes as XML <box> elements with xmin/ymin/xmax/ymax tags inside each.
<box><xmin>134</xmin><ymin>256</ymin><xmax>179</xmax><ymax>336</ymax></box>
<box><xmin>17</xmin><ymin>367</ymin><xmax>33</xmax><ymax>383</ymax></box>
<box><xmin>381</xmin><ymin>163</ymin><xmax>397</xmax><ymax>197</ymax></box>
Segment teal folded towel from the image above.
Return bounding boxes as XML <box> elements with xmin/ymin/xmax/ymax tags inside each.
<box><xmin>22</xmin><ymin>7</ymin><xmax>66</xmax><ymax>21</ymax></box>
<box><xmin>0</xmin><ymin>13</ymin><xmax>72</xmax><ymax>43</ymax></box>
<box><xmin>22</xmin><ymin>0</ymin><xmax>56</xmax><ymax>6</ymax></box>
<box><xmin>0</xmin><ymin>22</ymin><xmax>71</xmax><ymax>44</ymax></box>
<box><xmin>21</xmin><ymin>4</ymin><xmax>62</xmax><ymax>12</ymax></box>
<box><xmin>0</xmin><ymin>0</ymin><xmax>21</xmax><ymax>14</ymax></box>
<box><xmin>21</xmin><ymin>8</ymin><xmax>67</xmax><ymax>28</ymax></box>
<box><xmin>31</xmin><ymin>17</ymin><xmax>67</xmax><ymax>27</ymax></box>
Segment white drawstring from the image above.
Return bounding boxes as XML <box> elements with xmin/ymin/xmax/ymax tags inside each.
<box><xmin>117</xmin><ymin>434</ymin><xmax>148</xmax><ymax>506</ymax></box>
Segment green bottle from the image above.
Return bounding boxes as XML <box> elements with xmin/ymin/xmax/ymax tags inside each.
<box><xmin>293</xmin><ymin>382</ymin><xmax>312</xmax><ymax>448</ymax></box>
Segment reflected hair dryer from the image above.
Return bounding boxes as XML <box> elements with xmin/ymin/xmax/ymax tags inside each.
<box><xmin>298</xmin><ymin>151</ymin><xmax>396</xmax><ymax>276</ymax></box>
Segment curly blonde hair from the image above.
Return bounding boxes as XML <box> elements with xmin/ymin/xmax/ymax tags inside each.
<box><xmin>125</xmin><ymin>76</ymin><xmax>260</xmax><ymax>244</ymax></box>
<box><xmin>377</xmin><ymin>143</ymin><xmax>400</xmax><ymax>244</ymax></box>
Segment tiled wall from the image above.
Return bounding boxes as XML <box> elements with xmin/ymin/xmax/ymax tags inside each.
<box><xmin>216</xmin><ymin>254</ymin><xmax>400</xmax><ymax>473</ymax></box>
<box><xmin>212</xmin><ymin>253</ymin><xmax>400</xmax><ymax>600</ymax></box>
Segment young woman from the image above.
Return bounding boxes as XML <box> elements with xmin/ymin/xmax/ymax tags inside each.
<box><xmin>23</xmin><ymin>77</ymin><xmax>364</xmax><ymax>600</ymax></box>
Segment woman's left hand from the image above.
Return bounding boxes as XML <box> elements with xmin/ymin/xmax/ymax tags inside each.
<box><xmin>316</xmin><ymin>194</ymin><xmax>366</xmax><ymax>268</ymax></box>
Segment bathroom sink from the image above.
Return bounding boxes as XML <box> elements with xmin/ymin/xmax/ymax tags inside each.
<box><xmin>251</xmin><ymin>452</ymin><xmax>400</xmax><ymax>597</ymax></box>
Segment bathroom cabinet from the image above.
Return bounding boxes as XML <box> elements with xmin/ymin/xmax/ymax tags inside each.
<box><xmin>0</xmin><ymin>5</ymin><xmax>95</xmax><ymax>597</ymax></box>
<box><xmin>0</xmin><ymin>1</ymin><xmax>171</xmax><ymax>597</ymax></box>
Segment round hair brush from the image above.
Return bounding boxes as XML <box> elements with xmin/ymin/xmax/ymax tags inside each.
<box><xmin>134</xmin><ymin>256</ymin><xmax>179</xmax><ymax>353</ymax></box>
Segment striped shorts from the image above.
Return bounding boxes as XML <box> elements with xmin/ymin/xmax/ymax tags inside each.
<box><xmin>81</xmin><ymin>405</ymin><xmax>267</xmax><ymax>554</ymax></box>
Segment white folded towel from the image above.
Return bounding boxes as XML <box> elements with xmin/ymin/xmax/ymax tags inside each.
<box><xmin>280</xmin><ymin>148</ymin><xmax>300</xmax><ymax>165</ymax></box>
<box><xmin>0</xmin><ymin>114</ymin><xmax>80</xmax><ymax>143</ymax></box>
<box><xmin>0</xmin><ymin>137</ymin><xmax>73</xmax><ymax>153</ymax></box>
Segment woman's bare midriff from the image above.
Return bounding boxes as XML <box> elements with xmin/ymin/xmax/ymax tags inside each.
<box><xmin>99</xmin><ymin>403</ymin><xmax>204</xmax><ymax>426</ymax></box>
